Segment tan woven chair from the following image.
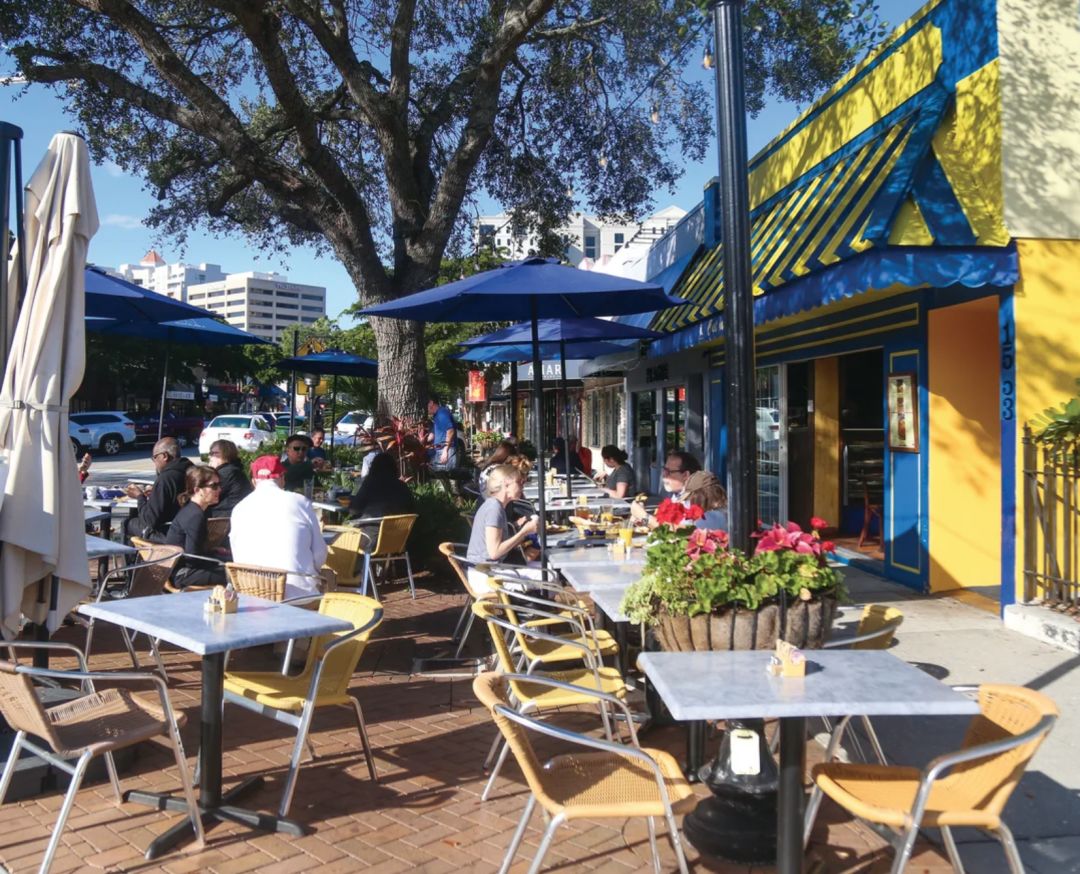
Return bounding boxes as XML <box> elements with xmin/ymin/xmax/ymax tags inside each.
<box><xmin>804</xmin><ymin>684</ymin><xmax>1058</xmax><ymax>874</ymax></box>
<box><xmin>355</xmin><ymin>513</ymin><xmax>418</xmax><ymax>600</ymax></box>
<box><xmin>225</xmin><ymin>563</ymin><xmax>287</xmax><ymax>601</ymax></box>
<box><xmin>205</xmin><ymin>516</ymin><xmax>231</xmax><ymax>552</ymax></box>
<box><xmin>0</xmin><ymin>641</ymin><xmax>203</xmax><ymax>872</ymax></box>
<box><xmin>473</xmin><ymin>600</ymin><xmax>630</xmax><ymax>802</ymax></box>
<box><xmin>322</xmin><ymin>526</ymin><xmax>366</xmax><ymax>588</ymax></box>
<box><xmin>473</xmin><ymin>671</ymin><xmax>693</xmax><ymax>874</ymax></box>
<box><xmin>83</xmin><ymin>539</ymin><xmax>183</xmax><ymax>677</ymax></box>
<box><xmin>223</xmin><ymin>593</ymin><xmax>383</xmax><ymax>816</ymax></box>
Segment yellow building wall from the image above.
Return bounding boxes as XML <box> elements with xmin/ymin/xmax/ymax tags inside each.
<box><xmin>1013</xmin><ymin>238</ymin><xmax>1080</xmax><ymax>601</ymax></box>
<box><xmin>928</xmin><ymin>296</ymin><xmax>1001</xmax><ymax>591</ymax></box>
<box><xmin>812</xmin><ymin>357</ymin><xmax>841</xmax><ymax>527</ymax></box>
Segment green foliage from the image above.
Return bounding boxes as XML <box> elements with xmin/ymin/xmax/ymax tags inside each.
<box><xmin>1032</xmin><ymin>379</ymin><xmax>1080</xmax><ymax>446</ymax></box>
<box><xmin>407</xmin><ymin>482</ymin><xmax>471</xmax><ymax>571</ymax></box>
<box><xmin>473</xmin><ymin>430</ymin><xmax>502</xmax><ymax>452</ymax></box>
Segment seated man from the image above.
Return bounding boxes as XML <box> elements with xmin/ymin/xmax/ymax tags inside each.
<box><xmin>230</xmin><ymin>455</ymin><xmax>329</xmax><ymax>599</ymax></box>
<box><xmin>307</xmin><ymin>428</ymin><xmax>328</xmax><ymax>462</ymax></box>
<box><xmin>281</xmin><ymin>432</ymin><xmax>328</xmax><ymax>492</ymax></box>
<box><xmin>124</xmin><ymin>437</ymin><xmax>192</xmax><ymax>542</ymax></box>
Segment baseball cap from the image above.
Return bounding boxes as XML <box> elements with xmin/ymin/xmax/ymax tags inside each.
<box><xmin>250</xmin><ymin>455</ymin><xmax>286</xmax><ymax>480</ymax></box>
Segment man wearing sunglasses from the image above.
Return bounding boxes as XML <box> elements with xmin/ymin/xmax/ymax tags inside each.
<box><xmin>124</xmin><ymin>437</ymin><xmax>192</xmax><ymax>542</ymax></box>
<box><xmin>630</xmin><ymin>449</ymin><xmax>703</xmax><ymax>527</ymax></box>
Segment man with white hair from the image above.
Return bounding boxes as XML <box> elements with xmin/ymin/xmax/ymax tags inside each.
<box><xmin>230</xmin><ymin>455</ymin><xmax>328</xmax><ymax>599</ymax></box>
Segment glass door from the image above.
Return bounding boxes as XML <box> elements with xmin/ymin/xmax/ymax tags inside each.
<box><xmin>755</xmin><ymin>365</ymin><xmax>786</xmax><ymax>524</ymax></box>
<box><xmin>633</xmin><ymin>390</ymin><xmax>657</xmax><ymax>493</ymax></box>
<box><xmin>663</xmin><ymin>385</ymin><xmax>686</xmax><ymax>453</ymax></box>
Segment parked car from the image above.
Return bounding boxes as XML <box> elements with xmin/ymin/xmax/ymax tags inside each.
<box><xmin>333</xmin><ymin>411</ymin><xmax>373</xmax><ymax>443</ymax></box>
<box><xmin>198</xmin><ymin>414</ymin><xmax>275</xmax><ymax>455</ymax></box>
<box><xmin>756</xmin><ymin>406</ymin><xmax>780</xmax><ymax>446</ymax></box>
<box><xmin>130</xmin><ymin>412</ymin><xmax>206</xmax><ymax>447</ymax></box>
<box><xmin>268</xmin><ymin>412</ymin><xmax>305</xmax><ymax>437</ymax></box>
<box><xmin>69</xmin><ymin>411</ymin><xmax>138</xmax><ymax>456</ymax></box>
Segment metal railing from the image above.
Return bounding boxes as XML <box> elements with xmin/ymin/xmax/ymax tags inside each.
<box><xmin>1023</xmin><ymin>427</ymin><xmax>1080</xmax><ymax>608</ymax></box>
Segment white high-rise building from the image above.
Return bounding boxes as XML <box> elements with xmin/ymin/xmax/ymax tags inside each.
<box><xmin>115</xmin><ymin>251</ymin><xmax>225</xmax><ymax>301</ymax></box>
<box><xmin>474</xmin><ymin>206</ymin><xmax>686</xmax><ymax>268</ymax></box>
<box><xmin>186</xmin><ymin>272</ymin><xmax>327</xmax><ymax>341</ymax></box>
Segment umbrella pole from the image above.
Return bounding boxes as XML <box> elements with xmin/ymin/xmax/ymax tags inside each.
<box><xmin>560</xmin><ymin>339</ymin><xmax>572</xmax><ymax>500</ymax></box>
<box><xmin>530</xmin><ymin>302</ymin><xmax>547</xmax><ymax>567</ymax></box>
<box><xmin>509</xmin><ymin>365</ymin><xmax>518</xmax><ymax>439</ymax></box>
<box><xmin>330</xmin><ymin>374</ymin><xmax>337</xmax><ymax>463</ymax></box>
<box><xmin>157</xmin><ymin>342</ymin><xmax>171</xmax><ymax>441</ymax></box>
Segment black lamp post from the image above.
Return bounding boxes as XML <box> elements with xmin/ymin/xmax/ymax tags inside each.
<box><xmin>681</xmin><ymin>0</ymin><xmax>777</xmax><ymax>864</ymax></box>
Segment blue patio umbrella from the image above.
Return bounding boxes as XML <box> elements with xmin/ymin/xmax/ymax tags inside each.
<box><xmin>86</xmin><ymin>315</ymin><xmax>270</xmax><ymax>440</ymax></box>
<box><xmin>459</xmin><ymin>318</ymin><xmax>662</xmax><ymax>491</ymax></box>
<box><xmin>361</xmin><ymin>257</ymin><xmax>684</xmax><ymax>561</ymax></box>
<box><xmin>84</xmin><ymin>266</ymin><xmax>213</xmax><ymax>323</ymax></box>
<box><xmin>276</xmin><ymin>349</ymin><xmax>379</xmax><ymax>458</ymax></box>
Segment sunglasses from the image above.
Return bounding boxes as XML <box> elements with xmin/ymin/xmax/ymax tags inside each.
<box><xmin>288</xmin><ymin>445</ymin><xmax>307</xmax><ymax>452</ymax></box>
<box><xmin>203</xmin><ymin>482</ymin><xmax>222</xmax><ymax>490</ymax></box>
<box><xmin>662</xmin><ymin>467</ymin><xmax>685</xmax><ymax>475</ymax></box>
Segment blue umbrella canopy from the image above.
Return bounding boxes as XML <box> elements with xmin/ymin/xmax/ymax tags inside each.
<box><xmin>277</xmin><ymin>349</ymin><xmax>378</xmax><ymax>378</ymax></box>
<box><xmin>84</xmin><ymin>266</ymin><xmax>214</xmax><ymax>323</ymax></box>
<box><xmin>454</xmin><ymin>339</ymin><xmax>640</xmax><ymax>362</ymax></box>
<box><xmin>359</xmin><ymin>257</ymin><xmax>683</xmax><ymax>322</ymax></box>
<box><xmin>459</xmin><ymin>316</ymin><xmax>662</xmax><ymax>347</ymax></box>
<box><xmin>86</xmin><ymin>315</ymin><xmax>271</xmax><ymax>346</ymax></box>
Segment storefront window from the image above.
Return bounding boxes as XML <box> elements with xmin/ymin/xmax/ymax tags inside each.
<box><xmin>756</xmin><ymin>366</ymin><xmax>782</xmax><ymax>525</ymax></box>
<box><xmin>664</xmin><ymin>386</ymin><xmax>686</xmax><ymax>452</ymax></box>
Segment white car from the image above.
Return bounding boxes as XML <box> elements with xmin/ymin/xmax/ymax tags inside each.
<box><xmin>756</xmin><ymin>407</ymin><xmax>780</xmax><ymax>446</ymax></box>
<box><xmin>198</xmin><ymin>414</ymin><xmax>275</xmax><ymax>454</ymax></box>
<box><xmin>333</xmin><ymin>410</ymin><xmax>373</xmax><ymax>443</ymax></box>
<box><xmin>69</xmin><ymin>411</ymin><xmax>137</xmax><ymax>456</ymax></box>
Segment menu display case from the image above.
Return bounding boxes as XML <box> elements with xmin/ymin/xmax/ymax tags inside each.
<box><xmin>842</xmin><ymin>428</ymin><xmax>884</xmax><ymax>505</ymax></box>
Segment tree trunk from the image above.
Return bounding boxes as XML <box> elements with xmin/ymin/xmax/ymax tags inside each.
<box><xmin>371</xmin><ymin>316</ymin><xmax>427</xmax><ymax>419</ymax></box>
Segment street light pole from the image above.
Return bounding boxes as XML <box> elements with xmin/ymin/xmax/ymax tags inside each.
<box><xmin>682</xmin><ymin>1</ymin><xmax>776</xmax><ymax>865</ymax></box>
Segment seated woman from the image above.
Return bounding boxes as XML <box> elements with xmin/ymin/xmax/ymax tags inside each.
<box><xmin>350</xmin><ymin>451</ymin><xmax>415</xmax><ymax>522</ymax></box>
<box><xmin>549</xmin><ymin>436</ymin><xmax>584</xmax><ymax>477</ymax></box>
<box><xmin>465</xmin><ymin>464</ymin><xmax>539</xmax><ymax>594</ymax></box>
<box><xmin>207</xmin><ymin>439</ymin><xmax>252</xmax><ymax>518</ymax></box>
<box><xmin>683</xmin><ymin>470</ymin><xmax>729</xmax><ymax>531</ymax></box>
<box><xmin>599</xmin><ymin>444</ymin><xmax>635</xmax><ymax>499</ymax></box>
<box><xmin>166</xmin><ymin>464</ymin><xmax>229</xmax><ymax>588</ymax></box>
<box><xmin>477</xmin><ymin>439</ymin><xmax>519</xmax><ymax>491</ymax></box>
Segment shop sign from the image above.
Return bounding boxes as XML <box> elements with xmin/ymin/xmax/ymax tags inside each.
<box><xmin>165</xmin><ymin>390</ymin><xmax>195</xmax><ymax>400</ymax></box>
<box><xmin>467</xmin><ymin>370</ymin><xmax>487</xmax><ymax>403</ymax></box>
<box><xmin>514</xmin><ymin>360</ymin><xmax>585</xmax><ymax>382</ymax></box>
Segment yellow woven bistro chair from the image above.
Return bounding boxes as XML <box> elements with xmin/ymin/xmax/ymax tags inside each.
<box><xmin>0</xmin><ymin>641</ymin><xmax>203</xmax><ymax>873</ymax></box>
<box><xmin>222</xmin><ymin>593</ymin><xmax>383</xmax><ymax>816</ymax></box>
<box><xmin>473</xmin><ymin>600</ymin><xmax>630</xmax><ymax>801</ymax></box>
<box><xmin>473</xmin><ymin>671</ymin><xmax>694</xmax><ymax>874</ymax></box>
<box><xmin>356</xmin><ymin>513</ymin><xmax>419</xmax><ymax>600</ymax></box>
<box><xmin>819</xmin><ymin>604</ymin><xmax>906</xmax><ymax>764</ymax></box>
<box><xmin>83</xmin><ymin>539</ymin><xmax>183</xmax><ymax>678</ymax></box>
<box><xmin>322</xmin><ymin>525</ymin><xmax>366</xmax><ymax>587</ymax></box>
<box><xmin>225</xmin><ymin>563</ymin><xmax>288</xmax><ymax>601</ymax></box>
<box><xmin>804</xmin><ymin>684</ymin><xmax>1058</xmax><ymax>874</ymax></box>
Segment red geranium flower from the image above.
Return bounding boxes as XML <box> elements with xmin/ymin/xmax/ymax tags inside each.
<box><xmin>810</xmin><ymin>516</ymin><xmax>829</xmax><ymax>530</ymax></box>
<box><xmin>655</xmin><ymin>499</ymin><xmax>686</xmax><ymax>526</ymax></box>
<box><xmin>685</xmin><ymin>504</ymin><xmax>705</xmax><ymax>521</ymax></box>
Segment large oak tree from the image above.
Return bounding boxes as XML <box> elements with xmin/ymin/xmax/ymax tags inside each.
<box><xmin>1</xmin><ymin>0</ymin><xmax>883</xmax><ymax>416</ymax></box>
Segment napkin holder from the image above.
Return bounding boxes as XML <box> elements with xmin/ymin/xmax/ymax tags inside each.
<box><xmin>204</xmin><ymin>585</ymin><xmax>238</xmax><ymax>615</ymax></box>
<box><xmin>766</xmin><ymin>640</ymin><xmax>806</xmax><ymax>678</ymax></box>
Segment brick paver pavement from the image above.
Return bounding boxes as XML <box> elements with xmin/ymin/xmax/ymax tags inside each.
<box><xmin>0</xmin><ymin>576</ymin><xmax>958</xmax><ymax>873</ymax></box>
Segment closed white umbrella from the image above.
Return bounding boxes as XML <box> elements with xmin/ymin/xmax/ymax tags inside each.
<box><xmin>0</xmin><ymin>132</ymin><xmax>97</xmax><ymax>637</ymax></box>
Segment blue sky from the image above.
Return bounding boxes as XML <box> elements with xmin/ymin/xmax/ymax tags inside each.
<box><xmin>1</xmin><ymin>0</ymin><xmax>925</xmax><ymax>320</ymax></box>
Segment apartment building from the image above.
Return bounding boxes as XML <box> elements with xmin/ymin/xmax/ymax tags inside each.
<box><xmin>186</xmin><ymin>272</ymin><xmax>327</xmax><ymax>341</ymax></box>
<box><xmin>474</xmin><ymin>205</ymin><xmax>686</xmax><ymax>267</ymax></box>
<box><xmin>115</xmin><ymin>250</ymin><xmax>225</xmax><ymax>301</ymax></box>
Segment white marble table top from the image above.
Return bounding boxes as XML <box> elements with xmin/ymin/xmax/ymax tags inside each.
<box><xmin>84</xmin><ymin>498</ymin><xmax>115</xmax><ymax>511</ymax></box>
<box><xmin>78</xmin><ymin>592</ymin><xmax>351</xmax><ymax>656</ymax></box>
<box><xmin>543</xmin><ymin>541</ymin><xmax>647</xmax><ymax>569</ymax></box>
<box><xmin>312</xmin><ymin>500</ymin><xmax>349</xmax><ymax>514</ymax></box>
<box><xmin>543</xmin><ymin>496</ymin><xmax>628</xmax><ymax>511</ymax></box>
<box><xmin>588</xmin><ymin>586</ymin><xmax>633</xmax><ymax>623</ymax></box>
<box><xmin>637</xmin><ymin>651</ymin><xmax>981</xmax><ymax>721</ymax></box>
<box><xmin>85</xmin><ymin>534</ymin><xmax>137</xmax><ymax>559</ymax></box>
<box><xmin>561</xmin><ymin>564</ymin><xmax>643</xmax><ymax>593</ymax></box>
<box><xmin>84</xmin><ymin>509</ymin><xmax>110</xmax><ymax>524</ymax></box>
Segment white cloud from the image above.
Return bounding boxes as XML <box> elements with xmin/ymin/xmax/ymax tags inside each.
<box><xmin>102</xmin><ymin>213</ymin><xmax>144</xmax><ymax>230</ymax></box>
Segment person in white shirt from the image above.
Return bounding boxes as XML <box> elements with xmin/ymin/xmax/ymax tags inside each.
<box><xmin>230</xmin><ymin>455</ymin><xmax>328</xmax><ymax>599</ymax></box>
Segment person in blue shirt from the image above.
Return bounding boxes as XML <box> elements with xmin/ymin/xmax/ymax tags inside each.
<box><xmin>307</xmin><ymin>428</ymin><xmax>328</xmax><ymax>461</ymax></box>
<box><xmin>426</xmin><ymin>394</ymin><xmax>457</xmax><ymax>470</ymax></box>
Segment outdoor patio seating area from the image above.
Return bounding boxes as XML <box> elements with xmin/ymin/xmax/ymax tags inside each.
<box><xmin>0</xmin><ymin>578</ymin><xmax>975</xmax><ymax>874</ymax></box>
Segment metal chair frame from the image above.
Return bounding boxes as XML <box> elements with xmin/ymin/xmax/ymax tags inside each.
<box><xmin>804</xmin><ymin>689</ymin><xmax>1057</xmax><ymax>874</ymax></box>
<box><xmin>0</xmin><ymin>641</ymin><xmax>202</xmax><ymax>873</ymax></box>
<box><xmin>345</xmin><ymin>514</ymin><xmax>418</xmax><ymax>599</ymax></box>
<box><xmin>485</xmin><ymin>672</ymin><xmax>690</xmax><ymax>874</ymax></box>
<box><xmin>222</xmin><ymin>597</ymin><xmax>382</xmax><ymax>816</ymax></box>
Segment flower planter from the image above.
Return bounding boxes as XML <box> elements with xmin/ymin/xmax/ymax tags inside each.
<box><xmin>654</xmin><ymin>594</ymin><xmax>838</xmax><ymax>653</ymax></box>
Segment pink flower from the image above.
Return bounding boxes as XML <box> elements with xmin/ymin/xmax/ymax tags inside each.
<box><xmin>810</xmin><ymin>516</ymin><xmax>829</xmax><ymax>530</ymax></box>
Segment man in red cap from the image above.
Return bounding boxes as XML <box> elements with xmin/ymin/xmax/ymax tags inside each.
<box><xmin>229</xmin><ymin>454</ymin><xmax>328</xmax><ymax>598</ymax></box>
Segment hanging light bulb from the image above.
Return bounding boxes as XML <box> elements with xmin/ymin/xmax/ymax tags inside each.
<box><xmin>650</xmin><ymin>102</ymin><xmax>661</xmax><ymax>125</ymax></box>
<box><xmin>702</xmin><ymin>38</ymin><xmax>714</xmax><ymax>70</ymax></box>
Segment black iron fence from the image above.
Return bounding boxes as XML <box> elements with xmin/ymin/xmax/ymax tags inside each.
<box><xmin>1023</xmin><ymin>427</ymin><xmax>1080</xmax><ymax>609</ymax></box>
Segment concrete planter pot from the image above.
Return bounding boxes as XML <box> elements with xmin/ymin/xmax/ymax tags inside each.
<box><xmin>655</xmin><ymin>594</ymin><xmax>838</xmax><ymax>652</ymax></box>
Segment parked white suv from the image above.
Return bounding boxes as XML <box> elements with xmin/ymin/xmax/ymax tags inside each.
<box><xmin>69</xmin><ymin>411</ymin><xmax>138</xmax><ymax>456</ymax></box>
<box><xmin>198</xmin><ymin>414</ymin><xmax>275</xmax><ymax>454</ymax></box>
<box><xmin>333</xmin><ymin>410</ymin><xmax>373</xmax><ymax>443</ymax></box>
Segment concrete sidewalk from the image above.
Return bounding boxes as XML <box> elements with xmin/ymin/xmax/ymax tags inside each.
<box><xmin>840</xmin><ymin>567</ymin><xmax>1080</xmax><ymax>873</ymax></box>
